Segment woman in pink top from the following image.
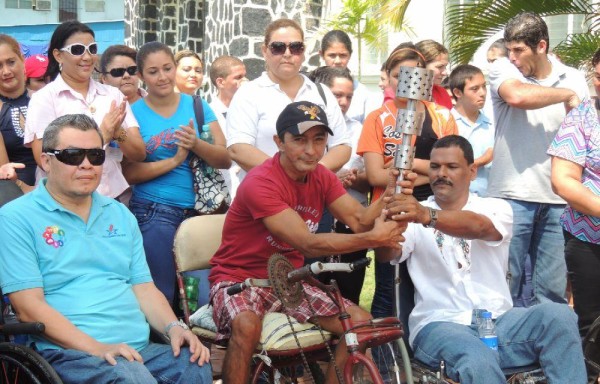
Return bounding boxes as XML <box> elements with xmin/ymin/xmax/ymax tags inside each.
<box><xmin>24</xmin><ymin>21</ymin><xmax>145</xmax><ymax>199</ymax></box>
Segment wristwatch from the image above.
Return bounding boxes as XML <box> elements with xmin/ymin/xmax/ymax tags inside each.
<box><xmin>164</xmin><ymin>319</ymin><xmax>189</xmax><ymax>337</ymax></box>
<box><xmin>423</xmin><ymin>207</ymin><xmax>439</xmax><ymax>228</ymax></box>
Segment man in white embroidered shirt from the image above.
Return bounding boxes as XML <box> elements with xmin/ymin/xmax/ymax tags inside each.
<box><xmin>379</xmin><ymin>135</ymin><xmax>586</xmax><ymax>383</ymax></box>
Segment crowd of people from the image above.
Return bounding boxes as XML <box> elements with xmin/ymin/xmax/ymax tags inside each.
<box><xmin>0</xmin><ymin>10</ymin><xmax>598</xmax><ymax>384</ymax></box>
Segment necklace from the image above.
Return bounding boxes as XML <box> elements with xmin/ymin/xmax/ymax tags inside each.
<box><xmin>434</xmin><ymin>229</ymin><xmax>471</xmax><ymax>270</ymax></box>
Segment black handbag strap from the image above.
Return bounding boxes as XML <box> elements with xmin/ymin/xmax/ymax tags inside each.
<box><xmin>192</xmin><ymin>95</ymin><xmax>205</xmax><ymax>133</ymax></box>
<box><xmin>315</xmin><ymin>82</ymin><xmax>327</xmax><ymax>106</ymax></box>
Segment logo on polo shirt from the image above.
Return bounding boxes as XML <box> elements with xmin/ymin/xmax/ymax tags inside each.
<box><xmin>43</xmin><ymin>226</ymin><xmax>65</xmax><ymax>248</ymax></box>
<box><xmin>104</xmin><ymin>224</ymin><xmax>125</xmax><ymax>238</ymax></box>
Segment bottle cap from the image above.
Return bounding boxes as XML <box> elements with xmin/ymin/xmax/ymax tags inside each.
<box><xmin>202</xmin><ymin>124</ymin><xmax>210</xmax><ymax>132</ymax></box>
<box><xmin>482</xmin><ymin>311</ymin><xmax>492</xmax><ymax>319</ymax></box>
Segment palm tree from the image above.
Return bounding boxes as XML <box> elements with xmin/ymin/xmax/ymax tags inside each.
<box><xmin>445</xmin><ymin>0</ymin><xmax>599</xmax><ymax>70</ymax></box>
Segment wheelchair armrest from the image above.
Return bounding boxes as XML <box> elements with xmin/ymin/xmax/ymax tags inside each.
<box><xmin>1</xmin><ymin>321</ymin><xmax>45</xmax><ymax>335</ymax></box>
<box><xmin>149</xmin><ymin>326</ymin><xmax>171</xmax><ymax>345</ymax></box>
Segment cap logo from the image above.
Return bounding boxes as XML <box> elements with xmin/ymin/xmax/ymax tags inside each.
<box><xmin>298</xmin><ymin>105</ymin><xmax>321</xmax><ymax>121</ymax></box>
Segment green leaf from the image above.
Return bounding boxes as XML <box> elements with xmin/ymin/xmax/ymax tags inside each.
<box><xmin>445</xmin><ymin>0</ymin><xmax>598</xmax><ymax>65</ymax></box>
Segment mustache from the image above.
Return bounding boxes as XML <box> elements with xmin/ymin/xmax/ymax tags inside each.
<box><xmin>433</xmin><ymin>178</ymin><xmax>453</xmax><ymax>187</ymax></box>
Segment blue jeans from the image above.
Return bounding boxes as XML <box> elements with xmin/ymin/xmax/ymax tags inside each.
<box><xmin>413</xmin><ymin>303</ymin><xmax>586</xmax><ymax>384</ymax></box>
<box><xmin>38</xmin><ymin>343</ymin><xmax>212</xmax><ymax>384</ymax></box>
<box><xmin>506</xmin><ymin>199</ymin><xmax>567</xmax><ymax>305</ymax></box>
<box><xmin>129</xmin><ymin>196</ymin><xmax>201</xmax><ymax>306</ymax></box>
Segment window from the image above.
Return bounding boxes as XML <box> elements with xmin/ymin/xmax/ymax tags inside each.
<box><xmin>5</xmin><ymin>0</ymin><xmax>33</xmax><ymax>9</ymax></box>
<box><xmin>545</xmin><ymin>14</ymin><xmax>589</xmax><ymax>50</ymax></box>
<box><xmin>59</xmin><ymin>0</ymin><xmax>78</xmax><ymax>21</ymax></box>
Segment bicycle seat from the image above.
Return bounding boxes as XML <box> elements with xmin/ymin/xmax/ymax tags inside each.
<box><xmin>190</xmin><ymin>305</ymin><xmax>333</xmax><ymax>352</ymax></box>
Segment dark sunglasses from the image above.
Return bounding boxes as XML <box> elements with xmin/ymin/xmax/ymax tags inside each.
<box><xmin>45</xmin><ymin>148</ymin><xmax>106</xmax><ymax>166</ymax></box>
<box><xmin>60</xmin><ymin>42</ymin><xmax>98</xmax><ymax>56</ymax></box>
<box><xmin>106</xmin><ymin>65</ymin><xmax>138</xmax><ymax>78</ymax></box>
<box><xmin>268</xmin><ymin>41</ymin><xmax>305</xmax><ymax>56</ymax></box>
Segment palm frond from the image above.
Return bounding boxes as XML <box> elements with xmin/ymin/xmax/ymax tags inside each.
<box><xmin>553</xmin><ymin>32</ymin><xmax>600</xmax><ymax>74</ymax></box>
<box><xmin>374</xmin><ymin>0</ymin><xmax>412</xmax><ymax>32</ymax></box>
<box><xmin>445</xmin><ymin>0</ymin><xmax>598</xmax><ymax>64</ymax></box>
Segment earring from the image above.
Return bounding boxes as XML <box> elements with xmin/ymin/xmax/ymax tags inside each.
<box><xmin>59</xmin><ymin>63</ymin><xmax>63</xmax><ymax>72</ymax></box>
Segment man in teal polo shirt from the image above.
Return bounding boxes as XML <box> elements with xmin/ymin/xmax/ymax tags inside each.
<box><xmin>0</xmin><ymin>114</ymin><xmax>211</xmax><ymax>384</ymax></box>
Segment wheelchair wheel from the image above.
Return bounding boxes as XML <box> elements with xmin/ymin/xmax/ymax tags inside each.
<box><xmin>0</xmin><ymin>343</ymin><xmax>63</xmax><ymax>384</ymax></box>
<box><xmin>356</xmin><ymin>339</ymin><xmax>403</xmax><ymax>384</ymax></box>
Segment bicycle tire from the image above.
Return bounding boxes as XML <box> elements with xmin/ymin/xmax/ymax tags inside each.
<box><xmin>358</xmin><ymin>340</ymin><xmax>403</xmax><ymax>384</ymax></box>
<box><xmin>0</xmin><ymin>343</ymin><xmax>63</xmax><ymax>384</ymax></box>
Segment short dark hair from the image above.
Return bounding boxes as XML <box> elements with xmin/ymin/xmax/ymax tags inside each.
<box><xmin>209</xmin><ymin>55</ymin><xmax>244</xmax><ymax>87</ymax></box>
<box><xmin>504</xmin><ymin>12</ymin><xmax>549</xmax><ymax>53</ymax></box>
<box><xmin>42</xmin><ymin>114</ymin><xmax>103</xmax><ymax>152</ymax></box>
<box><xmin>320</xmin><ymin>30</ymin><xmax>353</xmax><ymax>55</ymax></box>
<box><xmin>136</xmin><ymin>41</ymin><xmax>175</xmax><ymax>75</ymax></box>
<box><xmin>448</xmin><ymin>64</ymin><xmax>483</xmax><ymax>100</ymax></box>
<box><xmin>592</xmin><ymin>48</ymin><xmax>600</xmax><ymax>68</ymax></box>
<box><xmin>307</xmin><ymin>66</ymin><xmax>353</xmax><ymax>88</ymax></box>
<box><xmin>47</xmin><ymin>20</ymin><xmax>95</xmax><ymax>80</ymax></box>
<box><xmin>432</xmin><ymin>135</ymin><xmax>474</xmax><ymax>164</ymax></box>
<box><xmin>99</xmin><ymin>44</ymin><xmax>137</xmax><ymax>74</ymax></box>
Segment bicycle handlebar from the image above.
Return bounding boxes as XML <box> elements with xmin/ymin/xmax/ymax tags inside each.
<box><xmin>1</xmin><ymin>321</ymin><xmax>45</xmax><ymax>335</ymax></box>
<box><xmin>226</xmin><ymin>282</ymin><xmax>246</xmax><ymax>296</ymax></box>
<box><xmin>226</xmin><ymin>258</ymin><xmax>372</xmax><ymax>294</ymax></box>
<box><xmin>288</xmin><ymin>257</ymin><xmax>372</xmax><ymax>283</ymax></box>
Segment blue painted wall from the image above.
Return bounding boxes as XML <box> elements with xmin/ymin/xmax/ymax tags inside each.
<box><xmin>0</xmin><ymin>20</ymin><xmax>124</xmax><ymax>57</ymax></box>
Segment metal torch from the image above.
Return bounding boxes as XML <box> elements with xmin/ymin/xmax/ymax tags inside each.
<box><xmin>392</xmin><ymin>65</ymin><xmax>434</xmax><ymax>193</ymax></box>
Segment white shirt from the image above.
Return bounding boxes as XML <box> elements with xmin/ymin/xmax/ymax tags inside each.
<box><xmin>226</xmin><ymin>72</ymin><xmax>351</xmax><ymax>180</ymax></box>
<box><xmin>341</xmin><ymin>116</ymin><xmax>367</xmax><ymax>205</ymax></box>
<box><xmin>210</xmin><ymin>96</ymin><xmax>240</xmax><ymax>200</ymax></box>
<box><xmin>392</xmin><ymin>194</ymin><xmax>513</xmax><ymax>347</ymax></box>
<box><xmin>346</xmin><ymin>80</ymin><xmax>383</xmax><ymax>124</ymax></box>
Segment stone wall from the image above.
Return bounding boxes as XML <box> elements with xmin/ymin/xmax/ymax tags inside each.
<box><xmin>124</xmin><ymin>0</ymin><xmax>205</xmax><ymax>52</ymax></box>
<box><xmin>204</xmin><ymin>0</ymin><xmax>325</xmax><ymax>82</ymax></box>
<box><xmin>124</xmin><ymin>0</ymin><xmax>326</xmax><ymax>90</ymax></box>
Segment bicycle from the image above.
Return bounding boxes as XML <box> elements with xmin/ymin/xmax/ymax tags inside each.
<box><xmin>227</xmin><ymin>253</ymin><xmax>404</xmax><ymax>384</ymax></box>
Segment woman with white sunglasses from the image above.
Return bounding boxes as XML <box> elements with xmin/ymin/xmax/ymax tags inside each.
<box><xmin>24</xmin><ymin>20</ymin><xmax>145</xmax><ymax>200</ymax></box>
<box><xmin>226</xmin><ymin>18</ymin><xmax>351</xmax><ymax>183</ymax></box>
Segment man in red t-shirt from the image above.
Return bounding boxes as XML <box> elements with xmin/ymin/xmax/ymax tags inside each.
<box><xmin>209</xmin><ymin>101</ymin><xmax>409</xmax><ymax>384</ymax></box>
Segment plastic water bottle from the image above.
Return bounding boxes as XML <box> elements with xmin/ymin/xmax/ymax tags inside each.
<box><xmin>478</xmin><ymin>311</ymin><xmax>498</xmax><ymax>350</ymax></box>
<box><xmin>181</xmin><ymin>277</ymin><xmax>199</xmax><ymax>313</ymax></box>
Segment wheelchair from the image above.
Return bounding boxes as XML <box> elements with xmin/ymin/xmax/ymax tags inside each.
<box><xmin>0</xmin><ymin>315</ymin><xmax>63</xmax><ymax>384</ymax></box>
<box><xmin>0</xmin><ymin>180</ymin><xmax>63</xmax><ymax>384</ymax></box>
<box><xmin>368</xmin><ymin>261</ymin><xmax>548</xmax><ymax>384</ymax></box>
